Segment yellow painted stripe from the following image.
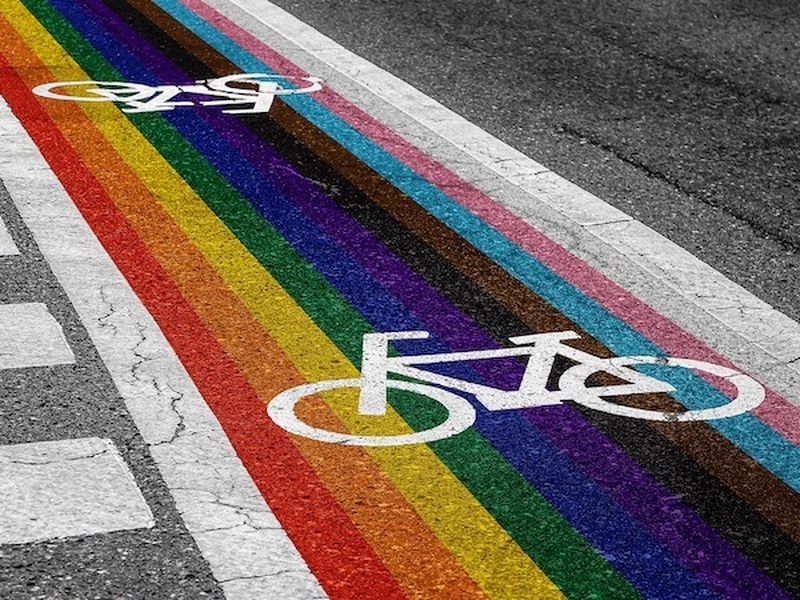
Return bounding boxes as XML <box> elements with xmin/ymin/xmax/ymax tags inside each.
<box><xmin>5</xmin><ymin>4</ymin><xmax>565</xmax><ymax>598</ymax></box>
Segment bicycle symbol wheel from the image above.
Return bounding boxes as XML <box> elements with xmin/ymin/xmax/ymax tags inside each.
<box><xmin>33</xmin><ymin>81</ymin><xmax>157</xmax><ymax>103</ymax></box>
<box><xmin>561</xmin><ymin>355</ymin><xmax>765</xmax><ymax>421</ymax></box>
<box><xmin>267</xmin><ymin>378</ymin><xmax>476</xmax><ymax>446</ymax></box>
<box><xmin>205</xmin><ymin>73</ymin><xmax>323</xmax><ymax>96</ymax></box>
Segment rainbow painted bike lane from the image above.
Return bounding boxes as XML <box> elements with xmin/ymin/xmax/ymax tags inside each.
<box><xmin>1</xmin><ymin>0</ymin><xmax>800</xmax><ymax>598</ymax></box>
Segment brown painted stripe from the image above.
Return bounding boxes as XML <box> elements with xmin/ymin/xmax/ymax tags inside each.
<box><xmin>122</xmin><ymin>0</ymin><xmax>237</xmax><ymax>76</ymax></box>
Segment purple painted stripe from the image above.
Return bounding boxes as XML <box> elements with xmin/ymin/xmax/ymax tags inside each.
<box><xmin>218</xmin><ymin>114</ymin><xmax>778</xmax><ymax>598</ymax></box>
<box><xmin>526</xmin><ymin>405</ymin><xmax>786</xmax><ymax>598</ymax></box>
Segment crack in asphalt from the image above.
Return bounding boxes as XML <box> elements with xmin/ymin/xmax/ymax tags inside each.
<box><xmin>0</xmin><ymin>447</ymin><xmax>110</xmax><ymax>466</ymax></box>
<box><xmin>98</xmin><ymin>286</ymin><xmax>188</xmax><ymax>446</ymax></box>
<box><xmin>558</xmin><ymin>122</ymin><xmax>800</xmax><ymax>254</ymax></box>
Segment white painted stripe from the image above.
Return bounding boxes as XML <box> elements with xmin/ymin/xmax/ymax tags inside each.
<box><xmin>218</xmin><ymin>0</ymin><xmax>800</xmax><ymax>406</ymax></box>
<box><xmin>0</xmin><ymin>217</ymin><xmax>19</xmax><ymax>255</ymax></box>
<box><xmin>0</xmin><ymin>302</ymin><xmax>74</xmax><ymax>369</ymax></box>
<box><xmin>0</xmin><ymin>98</ymin><xmax>325</xmax><ymax>597</ymax></box>
<box><xmin>0</xmin><ymin>437</ymin><xmax>153</xmax><ymax>545</ymax></box>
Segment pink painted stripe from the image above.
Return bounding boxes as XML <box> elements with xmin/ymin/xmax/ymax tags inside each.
<box><xmin>185</xmin><ymin>0</ymin><xmax>800</xmax><ymax>445</ymax></box>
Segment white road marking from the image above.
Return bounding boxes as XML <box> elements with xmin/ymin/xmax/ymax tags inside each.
<box><xmin>0</xmin><ymin>216</ymin><xmax>18</xmax><ymax>255</ymax></box>
<box><xmin>0</xmin><ymin>302</ymin><xmax>74</xmax><ymax>369</ymax></box>
<box><xmin>0</xmin><ymin>437</ymin><xmax>153</xmax><ymax>545</ymax></box>
<box><xmin>0</xmin><ymin>98</ymin><xmax>325</xmax><ymax>598</ymax></box>
<box><xmin>218</xmin><ymin>0</ymin><xmax>800</xmax><ymax>406</ymax></box>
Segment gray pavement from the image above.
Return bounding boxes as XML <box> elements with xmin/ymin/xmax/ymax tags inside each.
<box><xmin>0</xmin><ymin>181</ymin><xmax>223</xmax><ymax>599</ymax></box>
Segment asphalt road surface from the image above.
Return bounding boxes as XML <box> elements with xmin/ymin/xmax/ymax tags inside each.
<box><xmin>268</xmin><ymin>0</ymin><xmax>800</xmax><ymax>322</ymax></box>
<box><xmin>1</xmin><ymin>0</ymin><xmax>799</xmax><ymax>598</ymax></box>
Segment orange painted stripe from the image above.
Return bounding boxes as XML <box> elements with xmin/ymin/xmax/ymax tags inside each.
<box><xmin>0</xmin><ymin>14</ymin><xmax>405</xmax><ymax>600</ymax></box>
<box><xmin>0</xmin><ymin>12</ymin><xmax>487</xmax><ymax>599</ymax></box>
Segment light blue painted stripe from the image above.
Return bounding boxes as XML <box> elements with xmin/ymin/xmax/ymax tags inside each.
<box><xmin>155</xmin><ymin>0</ymin><xmax>800</xmax><ymax>490</ymax></box>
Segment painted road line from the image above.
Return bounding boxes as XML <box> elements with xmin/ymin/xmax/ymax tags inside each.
<box><xmin>209</xmin><ymin>0</ymin><xmax>800</xmax><ymax>454</ymax></box>
<box><xmin>2</xmin><ymin>0</ymin><xmax>800</xmax><ymax>598</ymax></box>
<box><xmin>218</xmin><ymin>0</ymin><xmax>800</xmax><ymax>408</ymax></box>
<box><xmin>0</xmin><ymin>179</ymin><xmax>227</xmax><ymax>596</ymax></box>
<box><xmin>0</xmin><ymin>216</ymin><xmax>18</xmax><ymax>255</ymax></box>
<box><xmin>0</xmin><ymin>437</ymin><xmax>153</xmax><ymax>545</ymax></box>
<box><xmin>0</xmin><ymin>302</ymin><xmax>74</xmax><ymax>369</ymax></box>
<box><xmin>192</xmin><ymin>0</ymin><xmax>800</xmax><ymax>458</ymax></box>
<box><xmin>0</xmin><ymin>95</ymin><xmax>326</xmax><ymax>600</ymax></box>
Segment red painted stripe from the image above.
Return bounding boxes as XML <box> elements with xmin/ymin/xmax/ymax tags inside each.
<box><xmin>0</xmin><ymin>52</ymin><xmax>406</xmax><ymax>600</ymax></box>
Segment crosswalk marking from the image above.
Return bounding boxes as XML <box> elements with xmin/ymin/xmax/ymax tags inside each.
<box><xmin>0</xmin><ymin>216</ymin><xmax>19</xmax><ymax>255</ymax></box>
<box><xmin>0</xmin><ymin>437</ymin><xmax>154</xmax><ymax>545</ymax></box>
<box><xmin>0</xmin><ymin>91</ymin><xmax>324</xmax><ymax>598</ymax></box>
<box><xmin>0</xmin><ymin>302</ymin><xmax>75</xmax><ymax>369</ymax></box>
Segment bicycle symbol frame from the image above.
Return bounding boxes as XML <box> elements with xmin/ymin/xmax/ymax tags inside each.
<box><xmin>268</xmin><ymin>330</ymin><xmax>765</xmax><ymax>446</ymax></box>
<box><xmin>33</xmin><ymin>73</ymin><xmax>322</xmax><ymax>114</ymax></box>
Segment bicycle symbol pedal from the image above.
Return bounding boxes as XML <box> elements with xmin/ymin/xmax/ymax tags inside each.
<box><xmin>268</xmin><ymin>330</ymin><xmax>765</xmax><ymax>447</ymax></box>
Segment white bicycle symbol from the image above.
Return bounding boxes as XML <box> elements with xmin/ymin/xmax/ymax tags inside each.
<box><xmin>268</xmin><ymin>330</ymin><xmax>765</xmax><ymax>446</ymax></box>
<box><xmin>32</xmin><ymin>73</ymin><xmax>322</xmax><ymax>114</ymax></box>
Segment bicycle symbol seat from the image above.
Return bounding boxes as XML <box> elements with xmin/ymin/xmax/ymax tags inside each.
<box><xmin>268</xmin><ymin>330</ymin><xmax>765</xmax><ymax>446</ymax></box>
<box><xmin>33</xmin><ymin>73</ymin><xmax>322</xmax><ymax>114</ymax></box>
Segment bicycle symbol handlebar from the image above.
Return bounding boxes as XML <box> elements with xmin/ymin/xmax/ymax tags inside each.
<box><xmin>33</xmin><ymin>73</ymin><xmax>323</xmax><ymax>114</ymax></box>
<box><xmin>267</xmin><ymin>330</ymin><xmax>765</xmax><ymax>446</ymax></box>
